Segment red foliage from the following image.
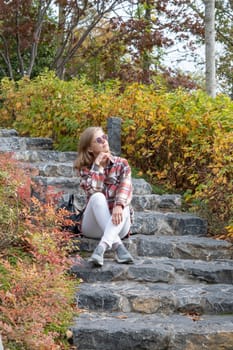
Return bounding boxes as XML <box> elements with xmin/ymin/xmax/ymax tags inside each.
<box><xmin>0</xmin><ymin>153</ymin><xmax>77</xmax><ymax>349</ymax></box>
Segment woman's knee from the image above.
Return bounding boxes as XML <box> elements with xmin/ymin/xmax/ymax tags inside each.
<box><xmin>89</xmin><ymin>192</ymin><xmax>107</xmax><ymax>207</ymax></box>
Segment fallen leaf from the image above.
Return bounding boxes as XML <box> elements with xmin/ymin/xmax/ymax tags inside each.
<box><xmin>116</xmin><ymin>315</ymin><xmax>128</xmax><ymax>319</ymax></box>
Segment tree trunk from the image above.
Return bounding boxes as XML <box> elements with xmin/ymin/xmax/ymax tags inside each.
<box><xmin>53</xmin><ymin>2</ymin><xmax>66</xmax><ymax>79</ymax></box>
<box><xmin>142</xmin><ymin>0</ymin><xmax>152</xmax><ymax>83</ymax></box>
<box><xmin>229</xmin><ymin>0</ymin><xmax>233</xmax><ymax>10</ymax></box>
<box><xmin>205</xmin><ymin>0</ymin><xmax>216</xmax><ymax>97</ymax></box>
<box><xmin>27</xmin><ymin>0</ymin><xmax>53</xmax><ymax>77</ymax></box>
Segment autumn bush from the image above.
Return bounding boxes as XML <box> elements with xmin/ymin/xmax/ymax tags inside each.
<box><xmin>0</xmin><ymin>154</ymin><xmax>77</xmax><ymax>350</ymax></box>
<box><xmin>120</xmin><ymin>86</ymin><xmax>233</xmax><ymax>236</ymax></box>
<box><xmin>0</xmin><ymin>156</ymin><xmax>28</xmax><ymax>251</ymax></box>
<box><xmin>0</xmin><ymin>71</ymin><xmax>232</xmax><ymax>236</ymax></box>
<box><xmin>0</xmin><ymin>71</ymin><xmax>97</xmax><ymax>150</ymax></box>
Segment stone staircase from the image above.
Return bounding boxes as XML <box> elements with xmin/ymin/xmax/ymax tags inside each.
<box><xmin>1</xmin><ymin>129</ymin><xmax>233</xmax><ymax>350</ymax></box>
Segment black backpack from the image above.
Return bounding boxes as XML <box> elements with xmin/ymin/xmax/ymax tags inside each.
<box><xmin>59</xmin><ymin>194</ymin><xmax>84</xmax><ymax>234</ymax></box>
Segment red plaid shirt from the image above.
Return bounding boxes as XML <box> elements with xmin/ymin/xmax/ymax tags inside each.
<box><xmin>79</xmin><ymin>156</ymin><xmax>133</xmax><ymax>213</ymax></box>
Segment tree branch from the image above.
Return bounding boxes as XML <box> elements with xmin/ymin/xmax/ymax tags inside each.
<box><xmin>53</xmin><ymin>0</ymin><xmax>124</xmax><ymax>78</ymax></box>
<box><xmin>15</xmin><ymin>4</ymin><xmax>25</xmax><ymax>76</ymax></box>
<box><xmin>0</xmin><ymin>35</ymin><xmax>14</xmax><ymax>79</ymax></box>
<box><xmin>27</xmin><ymin>0</ymin><xmax>53</xmax><ymax>77</ymax></box>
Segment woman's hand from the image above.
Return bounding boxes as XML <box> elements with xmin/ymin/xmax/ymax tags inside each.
<box><xmin>112</xmin><ymin>205</ymin><xmax>123</xmax><ymax>225</ymax></box>
<box><xmin>94</xmin><ymin>152</ymin><xmax>110</xmax><ymax>167</ymax></box>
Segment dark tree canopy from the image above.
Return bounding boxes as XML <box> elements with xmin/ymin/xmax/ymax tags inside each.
<box><xmin>0</xmin><ymin>0</ymin><xmax>232</xmax><ymax>94</ymax></box>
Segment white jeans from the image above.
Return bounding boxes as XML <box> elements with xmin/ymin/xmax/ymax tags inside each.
<box><xmin>81</xmin><ymin>192</ymin><xmax>131</xmax><ymax>248</ymax></box>
<box><xmin>0</xmin><ymin>335</ymin><xmax>3</xmax><ymax>350</ymax></box>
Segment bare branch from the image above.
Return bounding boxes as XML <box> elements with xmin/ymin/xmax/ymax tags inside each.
<box><xmin>27</xmin><ymin>0</ymin><xmax>53</xmax><ymax>76</ymax></box>
<box><xmin>53</xmin><ymin>0</ymin><xmax>125</xmax><ymax>78</ymax></box>
<box><xmin>0</xmin><ymin>35</ymin><xmax>14</xmax><ymax>79</ymax></box>
<box><xmin>15</xmin><ymin>4</ymin><xmax>25</xmax><ymax>76</ymax></box>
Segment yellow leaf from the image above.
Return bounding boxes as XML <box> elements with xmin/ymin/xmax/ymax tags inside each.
<box><xmin>16</xmin><ymin>102</ymin><xmax>21</xmax><ymax>109</ymax></box>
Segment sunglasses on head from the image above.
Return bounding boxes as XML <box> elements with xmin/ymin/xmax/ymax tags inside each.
<box><xmin>95</xmin><ymin>134</ymin><xmax>108</xmax><ymax>144</ymax></box>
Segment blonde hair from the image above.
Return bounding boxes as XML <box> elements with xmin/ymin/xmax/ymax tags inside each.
<box><xmin>74</xmin><ymin>126</ymin><xmax>103</xmax><ymax>171</ymax></box>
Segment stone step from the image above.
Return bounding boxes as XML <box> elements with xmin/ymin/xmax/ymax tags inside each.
<box><xmin>66</xmin><ymin>209</ymin><xmax>206</xmax><ymax>236</ymax></box>
<box><xmin>71</xmin><ymin>256</ymin><xmax>233</xmax><ymax>284</ymax></box>
<box><xmin>32</xmin><ymin>179</ymin><xmax>205</xmax><ymax>236</ymax></box>
<box><xmin>9</xmin><ymin>151</ymin><xmax>161</xmax><ymax>197</ymax></box>
<box><xmin>33</xmin><ymin>175</ymin><xmax>155</xmax><ymax>198</ymax></box>
<box><xmin>26</xmin><ymin>161</ymin><xmax>76</xmax><ymax>177</ymax></box>
<box><xmin>77</xmin><ymin>235</ymin><xmax>233</xmax><ymax>261</ymax></box>
<box><xmin>33</xmin><ymin>175</ymin><xmax>154</xmax><ymax>195</ymax></box>
<box><xmin>72</xmin><ymin>193</ymin><xmax>182</xmax><ymax>212</ymax></box>
<box><xmin>0</xmin><ymin>136</ymin><xmax>53</xmax><ymax>152</ymax></box>
<box><xmin>32</xmin><ymin>175</ymin><xmax>81</xmax><ymax>196</ymax></box>
<box><xmin>132</xmin><ymin>193</ymin><xmax>181</xmax><ymax>211</ymax></box>
<box><xmin>131</xmin><ymin>211</ymin><xmax>207</xmax><ymax>236</ymax></box>
<box><xmin>76</xmin><ymin>281</ymin><xmax>233</xmax><ymax>315</ymax></box>
<box><xmin>131</xmin><ymin>178</ymin><xmax>153</xmax><ymax>195</ymax></box>
<box><xmin>133</xmin><ymin>235</ymin><xmax>233</xmax><ymax>259</ymax></box>
<box><xmin>0</xmin><ymin>128</ymin><xmax>18</xmax><ymax>137</ymax></box>
<box><xmin>13</xmin><ymin>149</ymin><xmax>77</xmax><ymax>163</ymax></box>
<box><xmin>70</xmin><ymin>312</ymin><xmax>233</xmax><ymax>350</ymax></box>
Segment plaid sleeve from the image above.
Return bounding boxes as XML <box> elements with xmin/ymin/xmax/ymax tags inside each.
<box><xmin>114</xmin><ymin>159</ymin><xmax>133</xmax><ymax>208</ymax></box>
<box><xmin>80</xmin><ymin>165</ymin><xmax>105</xmax><ymax>196</ymax></box>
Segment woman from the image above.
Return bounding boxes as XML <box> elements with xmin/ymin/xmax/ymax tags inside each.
<box><xmin>74</xmin><ymin>126</ymin><xmax>134</xmax><ymax>267</ymax></box>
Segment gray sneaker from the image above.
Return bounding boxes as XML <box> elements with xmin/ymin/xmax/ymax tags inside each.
<box><xmin>115</xmin><ymin>244</ymin><xmax>134</xmax><ymax>264</ymax></box>
<box><xmin>89</xmin><ymin>245</ymin><xmax>104</xmax><ymax>266</ymax></box>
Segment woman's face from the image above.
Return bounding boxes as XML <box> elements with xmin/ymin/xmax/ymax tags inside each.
<box><xmin>89</xmin><ymin>129</ymin><xmax>110</xmax><ymax>157</ymax></box>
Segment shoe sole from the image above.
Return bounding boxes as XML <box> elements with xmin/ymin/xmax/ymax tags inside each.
<box><xmin>89</xmin><ymin>257</ymin><xmax>103</xmax><ymax>267</ymax></box>
<box><xmin>115</xmin><ymin>257</ymin><xmax>134</xmax><ymax>264</ymax></box>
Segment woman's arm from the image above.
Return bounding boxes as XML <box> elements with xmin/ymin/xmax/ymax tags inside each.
<box><xmin>80</xmin><ymin>164</ymin><xmax>105</xmax><ymax>196</ymax></box>
<box><xmin>114</xmin><ymin>159</ymin><xmax>133</xmax><ymax>208</ymax></box>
